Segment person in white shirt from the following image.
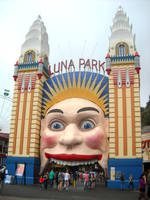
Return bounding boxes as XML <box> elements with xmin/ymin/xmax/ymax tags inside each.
<box><xmin>64</xmin><ymin>170</ymin><xmax>70</xmax><ymax>191</ymax></box>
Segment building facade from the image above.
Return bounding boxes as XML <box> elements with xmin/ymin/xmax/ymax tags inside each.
<box><xmin>106</xmin><ymin>6</ymin><xmax>142</xmax><ymax>188</ymax></box>
<box><xmin>142</xmin><ymin>126</ymin><xmax>150</xmax><ymax>171</ymax></box>
<box><xmin>0</xmin><ymin>132</ymin><xmax>9</xmax><ymax>166</ymax></box>
<box><xmin>6</xmin><ymin>7</ymin><xmax>143</xmax><ymax>188</ymax></box>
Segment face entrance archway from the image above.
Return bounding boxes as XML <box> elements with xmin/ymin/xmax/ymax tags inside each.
<box><xmin>40</xmin><ymin>98</ymin><xmax>108</xmax><ymax>175</ymax></box>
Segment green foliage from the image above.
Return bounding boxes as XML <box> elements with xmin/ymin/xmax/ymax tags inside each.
<box><xmin>141</xmin><ymin>96</ymin><xmax>150</xmax><ymax>127</ymax></box>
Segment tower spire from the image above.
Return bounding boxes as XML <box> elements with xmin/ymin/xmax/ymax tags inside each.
<box><xmin>109</xmin><ymin>7</ymin><xmax>136</xmax><ymax>56</ymax></box>
<box><xmin>19</xmin><ymin>15</ymin><xmax>49</xmax><ymax>64</ymax></box>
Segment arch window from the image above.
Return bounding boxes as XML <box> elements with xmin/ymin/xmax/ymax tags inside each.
<box><xmin>24</xmin><ymin>50</ymin><xmax>35</xmax><ymax>63</ymax></box>
<box><xmin>118</xmin><ymin>44</ymin><xmax>126</xmax><ymax>56</ymax></box>
<box><xmin>116</xmin><ymin>43</ymin><xmax>129</xmax><ymax>56</ymax></box>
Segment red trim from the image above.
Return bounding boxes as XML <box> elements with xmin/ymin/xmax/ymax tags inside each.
<box><xmin>143</xmin><ymin>139</ymin><xmax>150</xmax><ymax>143</ymax></box>
<box><xmin>38</xmin><ymin>58</ymin><xmax>43</xmax><ymax>64</ymax></box>
<box><xmin>105</xmin><ymin>53</ymin><xmax>110</xmax><ymax>58</ymax></box>
<box><xmin>13</xmin><ymin>75</ymin><xmax>18</xmax><ymax>81</ymax></box>
<box><xmin>37</xmin><ymin>73</ymin><xmax>43</xmax><ymax>79</ymax></box>
<box><xmin>0</xmin><ymin>153</ymin><xmax>7</xmax><ymax>157</ymax></box>
<box><xmin>14</xmin><ymin>60</ymin><xmax>19</xmax><ymax>66</ymax></box>
<box><xmin>135</xmin><ymin>66</ymin><xmax>141</xmax><ymax>74</ymax></box>
<box><xmin>45</xmin><ymin>153</ymin><xmax>102</xmax><ymax>161</ymax></box>
<box><xmin>142</xmin><ymin>140</ymin><xmax>150</xmax><ymax>149</ymax></box>
<box><xmin>106</xmin><ymin>68</ymin><xmax>111</xmax><ymax>75</ymax></box>
<box><xmin>134</xmin><ymin>51</ymin><xmax>140</xmax><ymax>57</ymax></box>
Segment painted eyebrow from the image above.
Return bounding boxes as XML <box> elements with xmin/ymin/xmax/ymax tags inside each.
<box><xmin>47</xmin><ymin>109</ymin><xmax>63</xmax><ymax>114</ymax></box>
<box><xmin>77</xmin><ymin>107</ymin><xmax>99</xmax><ymax>113</ymax></box>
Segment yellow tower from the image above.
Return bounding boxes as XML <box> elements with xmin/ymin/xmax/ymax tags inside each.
<box><xmin>106</xmin><ymin>7</ymin><xmax>142</xmax><ymax>188</ymax></box>
<box><xmin>7</xmin><ymin>16</ymin><xmax>49</xmax><ymax>184</ymax></box>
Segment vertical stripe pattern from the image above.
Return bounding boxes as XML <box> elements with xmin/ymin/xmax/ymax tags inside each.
<box><xmin>19</xmin><ymin>91</ymin><xmax>28</xmax><ymax>154</ymax></box>
<box><xmin>114</xmin><ymin>86</ymin><xmax>119</xmax><ymax>155</ymax></box>
<box><xmin>122</xmin><ymin>85</ymin><xmax>127</xmax><ymax>155</ymax></box>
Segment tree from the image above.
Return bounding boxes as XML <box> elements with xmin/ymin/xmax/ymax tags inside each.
<box><xmin>141</xmin><ymin>96</ymin><xmax>150</xmax><ymax>127</ymax></box>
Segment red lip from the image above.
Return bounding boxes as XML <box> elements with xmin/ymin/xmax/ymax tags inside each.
<box><xmin>45</xmin><ymin>153</ymin><xmax>102</xmax><ymax>161</ymax></box>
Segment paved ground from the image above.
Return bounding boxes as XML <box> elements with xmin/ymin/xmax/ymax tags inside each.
<box><xmin>0</xmin><ymin>183</ymin><xmax>139</xmax><ymax>200</ymax></box>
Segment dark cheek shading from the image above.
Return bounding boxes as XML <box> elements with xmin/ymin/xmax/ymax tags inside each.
<box><xmin>85</xmin><ymin>131</ymin><xmax>104</xmax><ymax>149</ymax></box>
<box><xmin>41</xmin><ymin>134</ymin><xmax>57</xmax><ymax>149</ymax></box>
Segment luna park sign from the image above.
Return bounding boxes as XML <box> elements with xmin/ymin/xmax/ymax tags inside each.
<box><xmin>49</xmin><ymin>58</ymin><xmax>105</xmax><ymax>76</ymax></box>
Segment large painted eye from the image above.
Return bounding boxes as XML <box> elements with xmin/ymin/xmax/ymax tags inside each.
<box><xmin>80</xmin><ymin>120</ymin><xmax>95</xmax><ymax>130</ymax></box>
<box><xmin>48</xmin><ymin>121</ymin><xmax>65</xmax><ymax>131</ymax></box>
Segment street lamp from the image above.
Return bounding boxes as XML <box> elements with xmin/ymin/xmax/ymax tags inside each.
<box><xmin>0</xmin><ymin>89</ymin><xmax>11</xmax><ymax>121</ymax></box>
<box><xmin>3</xmin><ymin>89</ymin><xmax>10</xmax><ymax>97</ymax></box>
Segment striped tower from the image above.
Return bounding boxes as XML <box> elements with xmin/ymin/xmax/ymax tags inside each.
<box><xmin>106</xmin><ymin>7</ymin><xmax>142</xmax><ymax>189</ymax></box>
<box><xmin>7</xmin><ymin>16</ymin><xmax>49</xmax><ymax>184</ymax></box>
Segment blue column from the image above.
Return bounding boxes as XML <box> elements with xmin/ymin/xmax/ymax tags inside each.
<box><xmin>6</xmin><ymin>156</ymin><xmax>40</xmax><ymax>184</ymax></box>
<box><xmin>107</xmin><ymin>158</ymin><xmax>143</xmax><ymax>189</ymax></box>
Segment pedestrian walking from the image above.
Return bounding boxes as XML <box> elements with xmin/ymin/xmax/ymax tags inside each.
<box><xmin>64</xmin><ymin>170</ymin><xmax>70</xmax><ymax>191</ymax></box>
<box><xmin>83</xmin><ymin>171</ymin><xmax>89</xmax><ymax>191</ymax></box>
<box><xmin>138</xmin><ymin>173</ymin><xmax>147</xmax><ymax>200</ymax></box>
<box><xmin>128</xmin><ymin>174</ymin><xmax>134</xmax><ymax>191</ymax></box>
<box><xmin>43</xmin><ymin>172</ymin><xmax>49</xmax><ymax>190</ymax></box>
<box><xmin>39</xmin><ymin>176</ymin><xmax>45</xmax><ymax>190</ymax></box>
<box><xmin>90</xmin><ymin>172</ymin><xmax>96</xmax><ymax>189</ymax></box>
<box><xmin>146</xmin><ymin>170</ymin><xmax>150</xmax><ymax>198</ymax></box>
<box><xmin>57</xmin><ymin>171</ymin><xmax>64</xmax><ymax>192</ymax></box>
<box><xmin>49</xmin><ymin>169</ymin><xmax>55</xmax><ymax>188</ymax></box>
<box><xmin>72</xmin><ymin>171</ymin><xmax>77</xmax><ymax>189</ymax></box>
<box><xmin>120</xmin><ymin>173</ymin><xmax>125</xmax><ymax>191</ymax></box>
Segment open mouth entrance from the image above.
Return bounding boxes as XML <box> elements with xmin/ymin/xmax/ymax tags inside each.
<box><xmin>43</xmin><ymin>159</ymin><xmax>106</xmax><ymax>186</ymax></box>
<box><xmin>44</xmin><ymin>158</ymin><xmax>104</xmax><ymax>173</ymax></box>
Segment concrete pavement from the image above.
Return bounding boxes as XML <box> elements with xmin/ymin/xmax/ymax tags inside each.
<box><xmin>0</xmin><ymin>183</ymin><xmax>139</xmax><ymax>200</ymax></box>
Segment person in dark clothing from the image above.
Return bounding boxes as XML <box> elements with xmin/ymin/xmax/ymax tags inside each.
<box><xmin>55</xmin><ymin>171</ymin><xmax>59</xmax><ymax>187</ymax></box>
<box><xmin>43</xmin><ymin>172</ymin><xmax>49</xmax><ymax>190</ymax></box>
<box><xmin>128</xmin><ymin>174</ymin><xmax>134</xmax><ymax>191</ymax></box>
<box><xmin>120</xmin><ymin>173</ymin><xmax>125</xmax><ymax>191</ymax></box>
<box><xmin>72</xmin><ymin>171</ymin><xmax>77</xmax><ymax>189</ymax></box>
<box><xmin>0</xmin><ymin>165</ymin><xmax>6</xmax><ymax>183</ymax></box>
<box><xmin>138</xmin><ymin>173</ymin><xmax>147</xmax><ymax>200</ymax></box>
<box><xmin>146</xmin><ymin>170</ymin><xmax>150</xmax><ymax>198</ymax></box>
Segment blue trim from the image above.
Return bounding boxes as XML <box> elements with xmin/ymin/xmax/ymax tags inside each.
<box><xmin>18</xmin><ymin>62</ymin><xmax>38</xmax><ymax>70</ymax></box>
<box><xmin>107</xmin><ymin>158</ymin><xmax>143</xmax><ymax>189</ymax></box>
<box><xmin>18</xmin><ymin>62</ymin><xmax>49</xmax><ymax>76</ymax></box>
<box><xmin>6</xmin><ymin>156</ymin><xmax>40</xmax><ymax>185</ymax></box>
<box><xmin>111</xmin><ymin>54</ymin><xmax>135</xmax><ymax>62</ymax></box>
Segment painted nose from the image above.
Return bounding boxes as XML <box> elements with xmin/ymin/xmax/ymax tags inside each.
<box><xmin>59</xmin><ymin>124</ymin><xmax>82</xmax><ymax>147</ymax></box>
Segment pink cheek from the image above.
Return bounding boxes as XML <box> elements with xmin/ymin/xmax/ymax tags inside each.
<box><xmin>85</xmin><ymin>130</ymin><xmax>104</xmax><ymax>149</ymax></box>
<box><xmin>41</xmin><ymin>134</ymin><xmax>57</xmax><ymax>150</ymax></box>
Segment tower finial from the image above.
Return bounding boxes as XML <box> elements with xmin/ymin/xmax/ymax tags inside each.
<box><xmin>118</xmin><ymin>5</ymin><xmax>123</xmax><ymax>11</ymax></box>
<box><xmin>38</xmin><ymin>15</ymin><xmax>41</xmax><ymax>20</ymax></box>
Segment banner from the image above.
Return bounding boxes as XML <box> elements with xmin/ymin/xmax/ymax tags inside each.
<box><xmin>110</xmin><ymin>167</ymin><xmax>115</xmax><ymax>180</ymax></box>
<box><xmin>15</xmin><ymin>164</ymin><xmax>25</xmax><ymax>176</ymax></box>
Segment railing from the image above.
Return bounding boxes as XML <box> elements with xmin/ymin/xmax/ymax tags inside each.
<box><xmin>111</xmin><ymin>55</ymin><xmax>135</xmax><ymax>62</ymax></box>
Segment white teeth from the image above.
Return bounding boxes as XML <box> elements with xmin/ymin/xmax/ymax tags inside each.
<box><xmin>50</xmin><ymin>159</ymin><xmax>98</xmax><ymax>166</ymax></box>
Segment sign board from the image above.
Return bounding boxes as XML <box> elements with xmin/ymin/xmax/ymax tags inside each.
<box><xmin>110</xmin><ymin>167</ymin><xmax>115</xmax><ymax>180</ymax></box>
<box><xmin>49</xmin><ymin>58</ymin><xmax>105</xmax><ymax>76</ymax></box>
<box><xmin>15</xmin><ymin>164</ymin><xmax>25</xmax><ymax>176</ymax></box>
<box><xmin>4</xmin><ymin>175</ymin><xmax>13</xmax><ymax>184</ymax></box>
<box><xmin>116</xmin><ymin>171</ymin><xmax>121</xmax><ymax>179</ymax></box>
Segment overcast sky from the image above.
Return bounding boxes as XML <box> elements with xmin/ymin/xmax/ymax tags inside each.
<box><xmin>0</xmin><ymin>0</ymin><xmax>150</xmax><ymax>132</ymax></box>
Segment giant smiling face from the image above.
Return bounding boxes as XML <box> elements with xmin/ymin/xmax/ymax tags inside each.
<box><xmin>40</xmin><ymin>98</ymin><xmax>108</xmax><ymax>174</ymax></box>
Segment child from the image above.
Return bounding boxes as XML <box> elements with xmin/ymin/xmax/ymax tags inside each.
<box><xmin>39</xmin><ymin>175</ymin><xmax>45</xmax><ymax>190</ymax></box>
